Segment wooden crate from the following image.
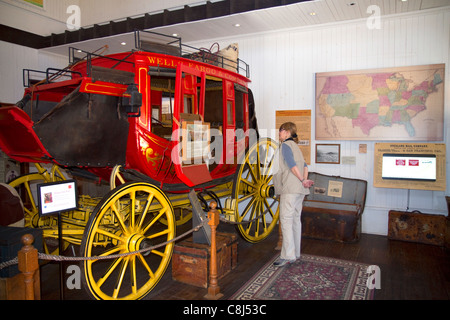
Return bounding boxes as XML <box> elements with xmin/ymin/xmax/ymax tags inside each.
<box><xmin>388</xmin><ymin>210</ymin><xmax>446</xmax><ymax>246</ymax></box>
<box><xmin>172</xmin><ymin>232</ymin><xmax>237</xmax><ymax>288</ymax></box>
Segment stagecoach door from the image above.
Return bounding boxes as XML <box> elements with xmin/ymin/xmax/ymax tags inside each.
<box><xmin>172</xmin><ymin>64</ymin><xmax>212</xmax><ymax>187</ymax></box>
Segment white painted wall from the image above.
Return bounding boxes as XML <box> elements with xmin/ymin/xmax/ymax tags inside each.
<box><xmin>0</xmin><ymin>7</ymin><xmax>448</xmax><ymax>236</ymax></box>
<box><xmin>0</xmin><ymin>41</ymin><xmax>67</xmax><ymax>103</ymax></box>
<box><xmin>188</xmin><ymin>8</ymin><xmax>450</xmax><ymax>235</ymax></box>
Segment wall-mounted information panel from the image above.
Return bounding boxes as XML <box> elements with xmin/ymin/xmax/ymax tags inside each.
<box><xmin>373</xmin><ymin>143</ymin><xmax>446</xmax><ymax>191</ymax></box>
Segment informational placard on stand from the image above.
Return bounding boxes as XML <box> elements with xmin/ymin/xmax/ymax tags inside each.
<box><xmin>37</xmin><ymin>179</ymin><xmax>78</xmax><ymax>300</ymax></box>
<box><xmin>373</xmin><ymin>143</ymin><xmax>446</xmax><ymax>191</ymax></box>
<box><xmin>38</xmin><ymin>180</ymin><xmax>78</xmax><ymax>216</ymax></box>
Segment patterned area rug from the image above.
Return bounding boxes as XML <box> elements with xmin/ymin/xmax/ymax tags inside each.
<box><xmin>231</xmin><ymin>254</ymin><xmax>375</xmax><ymax>300</ymax></box>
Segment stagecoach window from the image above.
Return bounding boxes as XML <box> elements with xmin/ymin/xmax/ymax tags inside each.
<box><xmin>235</xmin><ymin>91</ymin><xmax>244</xmax><ymax>128</ymax></box>
<box><xmin>161</xmin><ymin>96</ymin><xmax>174</xmax><ymax>122</ymax></box>
<box><xmin>184</xmin><ymin>95</ymin><xmax>193</xmax><ymax>113</ymax></box>
<box><xmin>227</xmin><ymin>101</ymin><xmax>233</xmax><ymax>125</ymax></box>
<box><xmin>152</xmin><ymin>106</ymin><xmax>160</xmax><ymax>123</ymax></box>
<box><xmin>204</xmin><ymin>79</ymin><xmax>223</xmax><ymax>130</ymax></box>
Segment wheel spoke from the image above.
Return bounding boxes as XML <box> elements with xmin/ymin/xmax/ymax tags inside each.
<box><xmin>236</xmin><ymin>191</ymin><xmax>256</xmax><ymax>203</ymax></box>
<box><xmin>147</xmin><ymin>228</ymin><xmax>170</xmax><ymax>239</ymax></box>
<box><xmin>262</xmin><ymin>152</ymin><xmax>275</xmax><ymax>178</ymax></box>
<box><xmin>245</xmin><ymin>199</ymin><xmax>259</xmax><ymax>233</ymax></box>
<box><xmin>150</xmin><ymin>250</ymin><xmax>166</xmax><ymax>258</ymax></box>
<box><xmin>97</xmin><ymin>246</ymin><xmax>123</xmax><ymax>258</ymax></box>
<box><xmin>111</xmin><ymin>203</ymin><xmax>128</xmax><ymax>233</ymax></box>
<box><xmin>138</xmin><ymin>193</ymin><xmax>154</xmax><ymax>228</ymax></box>
<box><xmin>95</xmin><ymin>228</ymin><xmax>124</xmax><ymax>243</ymax></box>
<box><xmin>24</xmin><ymin>182</ymin><xmax>38</xmax><ymax>214</ymax></box>
<box><xmin>245</xmin><ymin>161</ymin><xmax>258</xmax><ymax>182</ymax></box>
<box><xmin>96</xmin><ymin>257</ymin><xmax>123</xmax><ymax>288</ymax></box>
<box><xmin>130</xmin><ymin>256</ymin><xmax>137</xmax><ymax>295</ymax></box>
<box><xmin>263</xmin><ymin>198</ymin><xmax>277</xmax><ymax>219</ymax></box>
<box><xmin>239</xmin><ymin>177</ymin><xmax>257</xmax><ymax>189</ymax></box>
<box><xmin>137</xmin><ymin>254</ymin><xmax>155</xmax><ymax>279</ymax></box>
<box><xmin>256</xmin><ymin>145</ymin><xmax>261</xmax><ymax>178</ymax></box>
<box><xmin>130</xmin><ymin>190</ymin><xmax>136</xmax><ymax>229</ymax></box>
<box><xmin>238</xmin><ymin>196</ymin><xmax>257</xmax><ymax>221</ymax></box>
<box><xmin>112</xmin><ymin>258</ymin><xmax>130</xmax><ymax>299</ymax></box>
<box><xmin>142</xmin><ymin>206</ymin><xmax>168</xmax><ymax>234</ymax></box>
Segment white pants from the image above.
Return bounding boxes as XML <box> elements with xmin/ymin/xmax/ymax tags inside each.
<box><xmin>279</xmin><ymin>193</ymin><xmax>305</xmax><ymax>260</ymax></box>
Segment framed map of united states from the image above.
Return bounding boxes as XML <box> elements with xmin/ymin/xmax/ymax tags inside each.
<box><xmin>315</xmin><ymin>64</ymin><xmax>444</xmax><ymax>141</ymax></box>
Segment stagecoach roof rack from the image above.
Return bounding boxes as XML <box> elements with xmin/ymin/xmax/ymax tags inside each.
<box><xmin>69</xmin><ymin>46</ymin><xmax>135</xmax><ymax>77</ymax></box>
<box><xmin>28</xmin><ymin>30</ymin><xmax>249</xmax><ymax>87</ymax></box>
<box><xmin>134</xmin><ymin>30</ymin><xmax>250</xmax><ymax>78</ymax></box>
<box><xmin>22</xmin><ymin>68</ymin><xmax>83</xmax><ymax>87</ymax></box>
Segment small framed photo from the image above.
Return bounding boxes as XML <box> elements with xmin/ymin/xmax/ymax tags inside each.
<box><xmin>316</xmin><ymin>144</ymin><xmax>340</xmax><ymax>164</ymax></box>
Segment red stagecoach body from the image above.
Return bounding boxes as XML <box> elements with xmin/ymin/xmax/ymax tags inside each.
<box><xmin>0</xmin><ymin>31</ymin><xmax>256</xmax><ymax>191</ymax></box>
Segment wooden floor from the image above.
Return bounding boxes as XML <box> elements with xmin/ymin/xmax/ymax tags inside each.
<box><xmin>40</xmin><ymin>222</ymin><xmax>450</xmax><ymax>300</ymax></box>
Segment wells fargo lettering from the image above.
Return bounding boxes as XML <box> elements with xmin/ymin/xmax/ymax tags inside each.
<box><xmin>146</xmin><ymin>56</ymin><xmax>245</xmax><ymax>86</ymax></box>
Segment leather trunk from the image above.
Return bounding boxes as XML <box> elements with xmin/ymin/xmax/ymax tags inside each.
<box><xmin>301</xmin><ymin>172</ymin><xmax>367</xmax><ymax>243</ymax></box>
<box><xmin>172</xmin><ymin>232</ymin><xmax>237</xmax><ymax>288</ymax></box>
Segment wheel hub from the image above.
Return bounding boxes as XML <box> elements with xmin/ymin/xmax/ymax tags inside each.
<box><xmin>258</xmin><ymin>183</ymin><xmax>274</xmax><ymax>198</ymax></box>
<box><xmin>127</xmin><ymin>233</ymin><xmax>145</xmax><ymax>253</ymax></box>
<box><xmin>126</xmin><ymin>233</ymin><xmax>153</xmax><ymax>255</ymax></box>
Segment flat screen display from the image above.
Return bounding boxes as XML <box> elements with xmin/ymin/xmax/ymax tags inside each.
<box><xmin>381</xmin><ymin>154</ymin><xmax>436</xmax><ymax>181</ymax></box>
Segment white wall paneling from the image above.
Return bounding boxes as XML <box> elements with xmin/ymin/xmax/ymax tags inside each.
<box><xmin>0</xmin><ymin>41</ymin><xmax>70</xmax><ymax>103</ymax></box>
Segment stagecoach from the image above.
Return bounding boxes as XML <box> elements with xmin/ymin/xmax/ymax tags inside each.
<box><xmin>0</xmin><ymin>30</ymin><xmax>279</xmax><ymax>300</ymax></box>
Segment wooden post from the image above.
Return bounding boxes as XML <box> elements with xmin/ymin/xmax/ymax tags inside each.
<box><xmin>18</xmin><ymin>234</ymin><xmax>39</xmax><ymax>300</ymax></box>
<box><xmin>204</xmin><ymin>201</ymin><xmax>223</xmax><ymax>300</ymax></box>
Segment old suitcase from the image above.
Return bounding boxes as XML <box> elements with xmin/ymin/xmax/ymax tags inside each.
<box><xmin>172</xmin><ymin>232</ymin><xmax>237</xmax><ymax>288</ymax></box>
<box><xmin>301</xmin><ymin>172</ymin><xmax>367</xmax><ymax>242</ymax></box>
<box><xmin>388</xmin><ymin>210</ymin><xmax>446</xmax><ymax>246</ymax></box>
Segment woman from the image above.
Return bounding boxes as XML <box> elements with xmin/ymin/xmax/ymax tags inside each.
<box><xmin>273</xmin><ymin>122</ymin><xmax>313</xmax><ymax>267</ymax></box>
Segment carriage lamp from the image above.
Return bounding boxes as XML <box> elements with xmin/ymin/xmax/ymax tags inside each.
<box><xmin>123</xmin><ymin>84</ymin><xmax>142</xmax><ymax>117</ymax></box>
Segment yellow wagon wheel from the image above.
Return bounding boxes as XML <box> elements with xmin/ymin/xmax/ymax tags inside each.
<box><xmin>232</xmin><ymin>138</ymin><xmax>280</xmax><ymax>243</ymax></box>
<box><xmin>80</xmin><ymin>181</ymin><xmax>176</xmax><ymax>300</ymax></box>
<box><xmin>8</xmin><ymin>164</ymin><xmax>69</xmax><ymax>254</ymax></box>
